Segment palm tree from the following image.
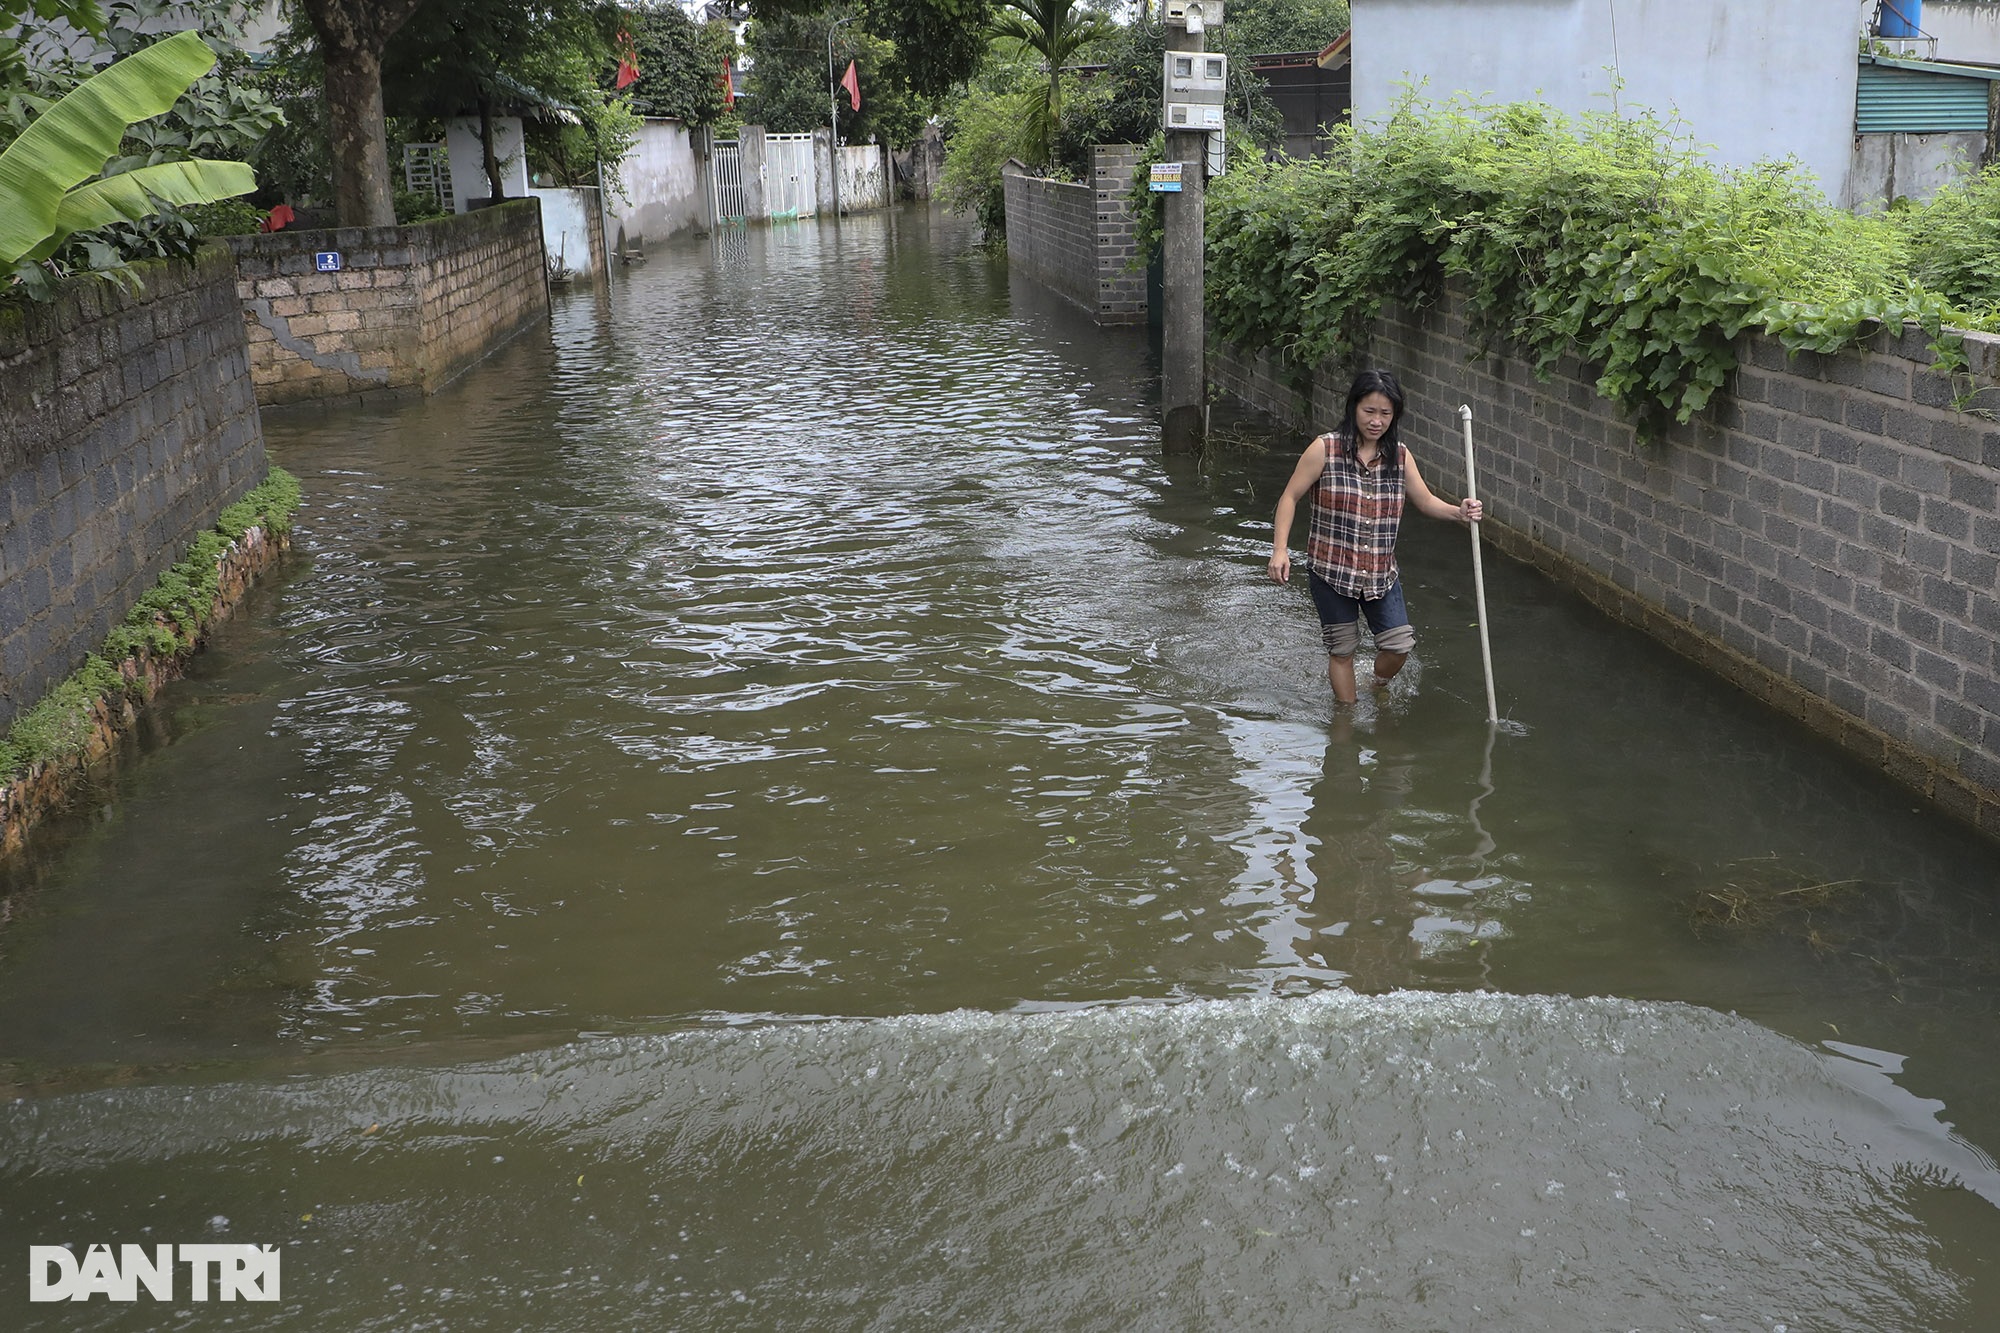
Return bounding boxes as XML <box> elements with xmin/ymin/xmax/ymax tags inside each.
<box><xmin>991</xmin><ymin>0</ymin><xmax>1115</xmax><ymax>169</ymax></box>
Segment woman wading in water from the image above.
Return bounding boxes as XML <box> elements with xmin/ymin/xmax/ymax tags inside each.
<box><xmin>1267</xmin><ymin>370</ymin><xmax>1483</xmax><ymax>704</ymax></box>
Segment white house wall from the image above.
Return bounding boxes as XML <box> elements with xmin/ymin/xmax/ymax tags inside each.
<box><xmin>1913</xmin><ymin>2</ymin><xmax>2000</xmax><ymax>63</ymax></box>
<box><xmin>1352</xmin><ymin>0</ymin><xmax>1862</xmax><ymax>202</ymax></box>
<box><xmin>607</xmin><ymin>119</ymin><xmax>706</xmax><ymax>251</ymax></box>
<box><xmin>445</xmin><ymin>117</ymin><xmax>530</xmax><ymax>210</ymax></box>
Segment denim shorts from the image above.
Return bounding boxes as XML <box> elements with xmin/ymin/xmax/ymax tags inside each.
<box><xmin>1308</xmin><ymin>574</ymin><xmax>1409</xmax><ymax>634</ymax></box>
<box><xmin>1308</xmin><ymin>573</ymin><xmax>1411</xmax><ymax>655</ymax></box>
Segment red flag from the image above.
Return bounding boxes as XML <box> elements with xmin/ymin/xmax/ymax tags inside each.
<box><xmin>614</xmin><ymin>29</ymin><xmax>639</xmax><ymax>89</ymax></box>
<box><xmin>840</xmin><ymin>59</ymin><xmax>860</xmax><ymax>112</ymax></box>
<box><xmin>720</xmin><ymin>60</ymin><xmax>735</xmax><ymax>108</ymax></box>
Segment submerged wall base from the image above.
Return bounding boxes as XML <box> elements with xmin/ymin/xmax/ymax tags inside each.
<box><xmin>0</xmin><ymin>522</ymin><xmax>288</xmax><ymax>861</ymax></box>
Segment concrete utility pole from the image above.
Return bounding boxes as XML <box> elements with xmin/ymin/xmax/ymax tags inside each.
<box><xmin>827</xmin><ymin>16</ymin><xmax>853</xmax><ymax>222</ymax></box>
<box><xmin>1160</xmin><ymin>2</ymin><xmax>1224</xmax><ymax>454</ymax></box>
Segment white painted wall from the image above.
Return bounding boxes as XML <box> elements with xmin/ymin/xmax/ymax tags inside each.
<box><xmin>1352</xmin><ymin>0</ymin><xmax>1863</xmax><ymax>201</ymax></box>
<box><xmin>527</xmin><ymin>187</ymin><xmax>597</xmax><ymax>281</ymax></box>
<box><xmin>1918</xmin><ymin>2</ymin><xmax>2000</xmax><ymax>63</ymax></box>
<box><xmin>813</xmin><ymin>128</ymin><xmax>835</xmax><ymax>216</ymax></box>
<box><xmin>607</xmin><ymin>119</ymin><xmax>705</xmax><ymax>251</ymax></box>
<box><xmin>446</xmin><ymin>116</ymin><xmax>530</xmax><ymax>209</ymax></box>
<box><xmin>836</xmin><ymin>143</ymin><xmax>891</xmax><ymax>212</ymax></box>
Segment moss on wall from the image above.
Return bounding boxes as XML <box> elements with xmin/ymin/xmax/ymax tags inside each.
<box><xmin>0</xmin><ymin>466</ymin><xmax>300</xmax><ymax>787</ymax></box>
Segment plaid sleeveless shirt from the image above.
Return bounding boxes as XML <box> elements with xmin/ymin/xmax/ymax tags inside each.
<box><xmin>1306</xmin><ymin>433</ymin><xmax>1405</xmax><ymax>599</ymax></box>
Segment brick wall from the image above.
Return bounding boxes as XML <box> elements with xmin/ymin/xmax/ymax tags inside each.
<box><xmin>0</xmin><ymin>247</ymin><xmax>266</xmax><ymax>730</ymax></box>
<box><xmin>1003</xmin><ymin>146</ymin><xmax>1148</xmax><ymax>326</ymax></box>
<box><xmin>414</xmin><ymin>202</ymin><xmax>550</xmax><ymax>390</ymax></box>
<box><xmin>225</xmin><ymin>200</ymin><xmax>549</xmax><ymax>405</ymax></box>
<box><xmin>1211</xmin><ymin>288</ymin><xmax>2000</xmax><ymax>838</ymax></box>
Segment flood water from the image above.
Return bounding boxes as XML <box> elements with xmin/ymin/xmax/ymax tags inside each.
<box><xmin>3</xmin><ymin>207</ymin><xmax>1999</xmax><ymax>1329</ymax></box>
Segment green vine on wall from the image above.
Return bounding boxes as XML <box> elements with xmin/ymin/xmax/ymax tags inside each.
<box><xmin>0</xmin><ymin>465</ymin><xmax>300</xmax><ymax>784</ymax></box>
<box><xmin>1204</xmin><ymin>97</ymin><xmax>1999</xmax><ymax>437</ymax></box>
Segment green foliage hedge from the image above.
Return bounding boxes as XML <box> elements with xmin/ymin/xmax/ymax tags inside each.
<box><xmin>938</xmin><ymin>85</ymin><xmax>1046</xmax><ymax>237</ymax></box>
<box><xmin>0</xmin><ymin>466</ymin><xmax>300</xmax><ymax>784</ymax></box>
<box><xmin>1205</xmin><ymin>99</ymin><xmax>2000</xmax><ymax>435</ymax></box>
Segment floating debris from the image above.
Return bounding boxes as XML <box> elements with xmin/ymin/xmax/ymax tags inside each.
<box><xmin>1685</xmin><ymin>855</ymin><xmax>1859</xmax><ymax>937</ymax></box>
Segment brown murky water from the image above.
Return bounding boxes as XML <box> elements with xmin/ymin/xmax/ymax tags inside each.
<box><xmin>3</xmin><ymin>208</ymin><xmax>1997</xmax><ymax>1329</ymax></box>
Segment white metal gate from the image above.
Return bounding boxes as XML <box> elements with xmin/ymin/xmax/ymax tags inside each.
<box><xmin>402</xmin><ymin>143</ymin><xmax>453</xmax><ymax>212</ymax></box>
<box><xmin>710</xmin><ymin>139</ymin><xmax>748</xmax><ymax>225</ymax></box>
<box><xmin>765</xmin><ymin>132</ymin><xmax>817</xmax><ymax>219</ymax></box>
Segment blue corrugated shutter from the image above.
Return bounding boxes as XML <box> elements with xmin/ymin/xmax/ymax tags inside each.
<box><xmin>1856</xmin><ymin>63</ymin><xmax>1990</xmax><ymax>134</ymax></box>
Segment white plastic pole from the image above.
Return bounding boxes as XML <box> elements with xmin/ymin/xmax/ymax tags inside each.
<box><xmin>1457</xmin><ymin>404</ymin><xmax>1498</xmax><ymax>724</ymax></box>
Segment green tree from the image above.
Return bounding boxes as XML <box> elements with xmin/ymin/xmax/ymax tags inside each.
<box><xmin>1</xmin><ymin>30</ymin><xmax>254</xmax><ymax>282</ymax></box>
<box><xmin>1052</xmin><ymin>5</ymin><xmax>1307</xmax><ymax>171</ymax></box>
<box><xmin>519</xmin><ymin>39</ymin><xmax>642</xmax><ymax>185</ymax></box>
<box><xmin>1217</xmin><ymin>0</ymin><xmax>1348</xmax><ymax>57</ymax></box>
<box><xmin>853</xmin><ymin>0</ymin><xmax>990</xmax><ymax>97</ymax></box>
<box><xmin>381</xmin><ymin>0</ymin><xmax>630</xmax><ymax>201</ymax></box>
<box><xmin>623</xmin><ymin>3</ymin><xmax>738</xmax><ymax>126</ymax></box>
<box><xmin>742</xmin><ymin>10</ymin><xmax>926</xmax><ymax>146</ymax></box>
<box><xmin>298</xmin><ymin>0</ymin><xmax>429</xmax><ymax>227</ymax></box>
<box><xmin>3</xmin><ymin>3</ymin><xmax>278</xmax><ymax>283</ymax></box>
<box><xmin>936</xmin><ymin>80</ymin><xmax>1037</xmax><ymax>235</ymax></box>
<box><xmin>741</xmin><ymin>10</ymin><xmax>830</xmax><ymax>134</ymax></box>
<box><xmin>746</xmin><ymin>0</ymin><xmax>993</xmax><ymax>100</ymax></box>
<box><xmin>1055</xmin><ymin>12</ymin><xmax>1164</xmax><ymax>170</ymax></box>
<box><xmin>6</xmin><ymin>1</ymin><xmax>288</xmax><ymax>178</ymax></box>
<box><xmin>991</xmin><ymin>1</ymin><xmax>1113</xmax><ymax>169</ymax></box>
<box><xmin>1</xmin><ymin>0</ymin><xmax>105</xmax><ymax>80</ymax></box>
<box><xmin>836</xmin><ymin>25</ymin><xmax>927</xmax><ymax>147</ymax></box>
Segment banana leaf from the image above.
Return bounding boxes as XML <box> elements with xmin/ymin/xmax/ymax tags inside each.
<box><xmin>0</xmin><ymin>29</ymin><xmax>219</xmax><ymax>264</ymax></box>
<box><xmin>27</xmin><ymin>158</ymin><xmax>256</xmax><ymax>260</ymax></box>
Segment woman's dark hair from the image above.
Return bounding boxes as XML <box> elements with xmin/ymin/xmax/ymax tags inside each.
<box><xmin>1337</xmin><ymin>369</ymin><xmax>1405</xmax><ymax>460</ymax></box>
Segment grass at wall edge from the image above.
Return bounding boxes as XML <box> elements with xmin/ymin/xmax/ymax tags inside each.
<box><xmin>0</xmin><ymin>466</ymin><xmax>301</xmax><ymax>785</ymax></box>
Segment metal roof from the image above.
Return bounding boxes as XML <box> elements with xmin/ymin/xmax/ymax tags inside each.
<box><xmin>1856</xmin><ymin>58</ymin><xmax>1992</xmax><ymax>134</ymax></box>
<box><xmin>1859</xmin><ymin>53</ymin><xmax>2000</xmax><ymax>81</ymax></box>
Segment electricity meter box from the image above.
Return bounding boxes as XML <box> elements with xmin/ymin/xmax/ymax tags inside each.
<box><xmin>1164</xmin><ymin>51</ymin><xmax>1227</xmax><ymax>95</ymax></box>
<box><xmin>1165</xmin><ymin>102</ymin><xmax>1224</xmax><ymax>131</ymax></box>
<box><xmin>1164</xmin><ymin>0</ymin><xmax>1224</xmax><ymax>32</ymax></box>
<box><xmin>1163</xmin><ymin>50</ymin><xmax>1225</xmax><ymax>133</ymax></box>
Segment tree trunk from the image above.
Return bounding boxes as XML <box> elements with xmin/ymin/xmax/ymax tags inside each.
<box><xmin>302</xmin><ymin>0</ymin><xmax>431</xmax><ymax>229</ymax></box>
<box><xmin>324</xmin><ymin>43</ymin><xmax>396</xmax><ymax>227</ymax></box>
<box><xmin>478</xmin><ymin>92</ymin><xmax>504</xmax><ymax>201</ymax></box>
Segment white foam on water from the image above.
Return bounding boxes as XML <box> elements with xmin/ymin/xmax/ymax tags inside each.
<box><xmin>2</xmin><ymin>991</ymin><xmax>1994</xmax><ymax>1330</ymax></box>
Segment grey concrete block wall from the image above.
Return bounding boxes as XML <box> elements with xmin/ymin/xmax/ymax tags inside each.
<box><xmin>1004</xmin><ymin>146</ymin><xmax>1148</xmax><ymax>326</ymax></box>
<box><xmin>0</xmin><ymin>246</ymin><xmax>266</xmax><ymax>731</ymax></box>
<box><xmin>1211</xmin><ymin>286</ymin><xmax>2000</xmax><ymax>837</ymax></box>
<box><xmin>1005</xmin><ymin>170</ymin><xmax>1096</xmax><ymax>313</ymax></box>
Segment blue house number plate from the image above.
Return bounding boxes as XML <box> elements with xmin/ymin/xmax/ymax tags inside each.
<box><xmin>314</xmin><ymin>251</ymin><xmax>343</xmax><ymax>272</ymax></box>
